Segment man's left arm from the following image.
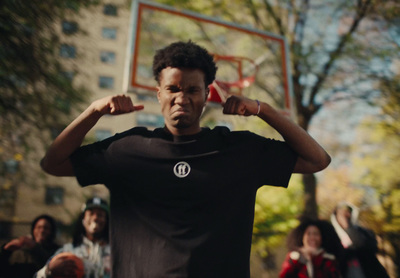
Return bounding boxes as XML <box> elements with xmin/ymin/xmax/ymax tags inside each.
<box><xmin>222</xmin><ymin>96</ymin><xmax>331</xmax><ymax>174</ymax></box>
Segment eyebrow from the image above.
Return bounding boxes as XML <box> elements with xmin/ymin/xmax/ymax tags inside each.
<box><xmin>164</xmin><ymin>85</ymin><xmax>202</xmax><ymax>91</ymax></box>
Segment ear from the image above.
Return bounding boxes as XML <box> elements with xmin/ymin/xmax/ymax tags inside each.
<box><xmin>156</xmin><ymin>87</ymin><xmax>161</xmax><ymax>103</ymax></box>
<box><xmin>204</xmin><ymin>87</ymin><xmax>210</xmax><ymax>103</ymax></box>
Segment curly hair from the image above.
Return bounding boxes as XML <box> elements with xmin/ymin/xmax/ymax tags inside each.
<box><xmin>152</xmin><ymin>40</ymin><xmax>217</xmax><ymax>86</ymax></box>
<box><xmin>286</xmin><ymin>218</ymin><xmax>344</xmax><ymax>258</ymax></box>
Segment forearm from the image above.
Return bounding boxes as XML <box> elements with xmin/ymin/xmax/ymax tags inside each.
<box><xmin>222</xmin><ymin>95</ymin><xmax>330</xmax><ymax>173</ymax></box>
<box><xmin>41</xmin><ymin>104</ymin><xmax>103</xmax><ymax>176</ymax></box>
<box><xmin>257</xmin><ymin>101</ymin><xmax>331</xmax><ymax>173</ymax></box>
<box><xmin>346</xmin><ymin>226</ymin><xmax>378</xmax><ymax>252</ymax></box>
<box><xmin>41</xmin><ymin>95</ymin><xmax>142</xmax><ymax>176</ymax></box>
<box><xmin>279</xmin><ymin>256</ymin><xmax>303</xmax><ymax>278</ymax></box>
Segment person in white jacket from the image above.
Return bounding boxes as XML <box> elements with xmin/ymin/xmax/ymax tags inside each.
<box><xmin>35</xmin><ymin>197</ymin><xmax>111</xmax><ymax>278</ymax></box>
<box><xmin>331</xmin><ymin>202</ymin><xmax>389</xmax><ymax>278</ymax></box>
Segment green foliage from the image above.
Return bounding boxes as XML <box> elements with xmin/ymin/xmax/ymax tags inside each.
<box><xmin>352</xmin><ymin>75</ymin><xmax>400</xmax><ymax>233</ymax></box>
<box><xmin>0</xmin><ymin>1</ymin><xmax>99</xmax><ymax>160</ymax></box>
<box><xmin>252</xmin><ymin>175</ymin><xmax>303</xmax><ymax>257</ymax></box>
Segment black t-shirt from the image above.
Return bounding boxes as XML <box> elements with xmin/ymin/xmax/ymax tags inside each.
<box><xmin>71</xmin><ymin>126</ymin><xmax>297</xmax><ymax>278</ymax></box>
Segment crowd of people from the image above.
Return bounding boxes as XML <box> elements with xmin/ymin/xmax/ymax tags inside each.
<box><xmin>0</xmin><ymin>214</ymin><xmax>59</xmax><ymax>277</ymax></box>
<box><xmin>0</xmin><ymin>197</ymin><xmax>110</xmax><ymax>278</ymax></box>
<box><xmin>278</xmin><ymin>202</ymin><xmax>389</xmax><ymax>278</ymax></box>
<box><xmin>0</xmin><ymin>200</ymin><xmax>389</xmax><ymax>278</ymax></box>
<box><xmin>0</xmin><ymin>40</ymin><xmax>390</xmax><ymax>277</ymax></box>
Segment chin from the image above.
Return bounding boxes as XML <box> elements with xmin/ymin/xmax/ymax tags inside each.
<box><xmin>170</xmin><ymin>119</ymin><xmax>190</xmax><ymax>128</ymax></box>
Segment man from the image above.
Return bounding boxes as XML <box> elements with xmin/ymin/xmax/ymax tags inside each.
<box><xmin>41</xmin><ymin>41</ymin><xmax>331</xmax><ymax>277</ymax></box>
<box><xmin>35</xmin><ymin>197</ymin><xmax>111</xmax><ymax>278</ymax></box>
<box><xmin>0</xmin><ymin>215</ymin><xmax>59</xmax><ymax>278</ymax></box>
<box><xmin>331</xmin><ymin>202</ymin><xmax>389</xmax><ymax>278</ymax></box>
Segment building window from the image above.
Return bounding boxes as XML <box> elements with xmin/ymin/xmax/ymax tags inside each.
<box><xmin>4</xmin><ymin>159</ymin><xmax>19</xmax><ymax>174</ymax></box>
<box><xmin>99</xmin><ymin>76</ymin><xmax>114</xmax><ymax>89</ymax></box>
<box><xmin>95</xmin><ymin>129</ymin><xmax>112</xmax><ymax>141</ymax></box>
<box><xmin>62</xmin><ymin>21</ymin><xmax>78</xmax><ymax>34</ymax></box>
<box><xmin>136</xmin><ymin>113</ymin><xmax>164</xmax><ymax>127</ymax></box>
<box><xmin>103</xmin><ymin>4</ymin><xmax>117</xmax><ymax>16</ymax></box>
<box><xmin>100</xmin><ymin>51</ymin><xmax>116</xmax><ymax>64</ymax></box>
<box><xmin>102</xmin><ymin>27</ymin><xmax>117</xmax><ymax>40</ymax></box>
<box><xmin>45</xmin><ymin>187</ymin><xmax>64</xmax><ymax>205</ymax></box>
<box><xmin>59</xmin><ymin>44</ymin><xmax>76</xmax><ymax>58</ymax></box>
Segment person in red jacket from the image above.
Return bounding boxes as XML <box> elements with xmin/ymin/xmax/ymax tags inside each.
<box><xmin>279</xmin><ymin>219</ymin><xmax>343</xmax><ymax>278</ymax></box>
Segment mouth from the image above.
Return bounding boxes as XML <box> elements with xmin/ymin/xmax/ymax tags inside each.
<box><xmin>308</xmin><ymin>241</ymin><xmax>319</xmax><ymax>247</ymax></box>
<box><xmin>90</xmin><ymin>222</ymin><xmax>99</xmax><ymax>231</ymax></box>
<box><xmin>171</xmin><ymin>108</ymin><xmax>189</xmax><ymax>118</ymax></box>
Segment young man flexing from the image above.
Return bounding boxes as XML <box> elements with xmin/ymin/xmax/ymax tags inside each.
<box><xmin>41</xmin><ymin>41</ymin><xmax>331</xmax><ymax>277</ymax></box>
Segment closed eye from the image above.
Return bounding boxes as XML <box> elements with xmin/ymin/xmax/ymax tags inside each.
<box><xmin>186</xmin><ymin>86</ymin><xmax>201</xmax><ymax>94</ymax></box>
<box><xmin>166</xmin><ymin>85</ymin><xmax>181</xmax><ymax>93</ymax></box>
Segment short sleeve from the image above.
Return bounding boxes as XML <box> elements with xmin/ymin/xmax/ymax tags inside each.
<box><xmin>70</xmin><ymin>140</ymin><xmax>112</xmax><ymax>186</ymax></box>
<box><xmin>259</xmin><ymin>139</ymin><xmax>297</xmax><ymax>188</ymax></box>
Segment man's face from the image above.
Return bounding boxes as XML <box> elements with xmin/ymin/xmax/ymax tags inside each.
<box><xmin>82</xmin><ymin>208</ymin><xmax>107</xmax><ymax>238</ymax></box>
<box><xmin>157</xmin><ymin>67</ymin><xmax>208</xmax><ymax>135</ymax></box>
<box><xmin>336</xmin><ymin>207</ymin><xmax>352</xmax><ymax>228</ymax></box>
<box><xmin>33</xmin><ymin>218</ymin><xmax>52</xmax><ymax>244</ymax></box>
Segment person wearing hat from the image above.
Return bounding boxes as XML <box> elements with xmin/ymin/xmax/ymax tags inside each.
<box><xmin>35</xmin><ymin>197</ymin><xmax>111</xmax><ymax>278</ymax></box>
<box><xmin>331</xmin><ymin>202</ymin><xmax>389</xmax><ymax>278</ymax></box>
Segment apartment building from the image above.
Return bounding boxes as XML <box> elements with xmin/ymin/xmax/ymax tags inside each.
<box><xmin>1</xmin><ymin>1</ymin><xmax>139</xmax><ymax>241</ymax></box>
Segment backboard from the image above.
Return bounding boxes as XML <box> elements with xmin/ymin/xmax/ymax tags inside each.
<box><xmin>124</xmin><ymin>0</ymin><xmax>294</xmax><ymax>115</ymax></box>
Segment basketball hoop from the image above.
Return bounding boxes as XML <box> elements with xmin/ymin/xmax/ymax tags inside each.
<box><xmin>208</xmin><ymin>54</ymin><xmax>258</xmax><ymax>104</ymax></box>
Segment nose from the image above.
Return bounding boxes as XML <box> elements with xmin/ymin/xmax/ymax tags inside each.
<box><xmin>174</xmin><ymin>91</ymin><xmax>189</xmax><ymax>105</ymax></box>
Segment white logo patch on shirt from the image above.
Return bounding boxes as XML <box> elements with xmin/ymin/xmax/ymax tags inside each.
<box><xmin>173</xmin><ymin>161</ymin><xmax>191</xmax><ymax>178</ymax></box>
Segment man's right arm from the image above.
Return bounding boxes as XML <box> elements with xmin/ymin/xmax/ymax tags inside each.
<box><xmin>41</xmin><ymin>95</ymin><xmax>143</xmax><ymax>176</ymax></box>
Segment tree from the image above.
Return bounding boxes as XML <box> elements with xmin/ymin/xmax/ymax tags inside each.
<box><xmin>251</xmin><ymin>176</ymin><xmax>303</xmax><ymax>276</ymax></box>
<box><xmin>154</xmin><ymin>0</ymin><xmax>399</xmax><ymax>219</ymax></box>
<box><xmin>351</xmin><ymin>75</ymin><xmax>400</xmax><ymax>274</ymax></box>
<box><xmin>0</xmin><ymin>0</ymin><xmax>100</xmax><ymax>213</ymax></box>
<box><xmin>0</xmin><ymin>0</ymin><xmax>100</xmax><ymax>157</ymax></box>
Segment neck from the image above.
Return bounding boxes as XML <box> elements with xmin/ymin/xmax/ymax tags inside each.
<box><xmin>164</xmin><ymin>125</ymin><xmax>202</xmax><ymax>136</ymax></box>
<box><xmin>86</xmin><ymin>233</ymin><xmax>103</xmax><ymax>243</ymax></box>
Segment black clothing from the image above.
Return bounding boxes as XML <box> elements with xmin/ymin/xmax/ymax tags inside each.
<box><xmin>0</xmin><ymin>242</ymin><xmax>59</xmax><ymax>278</ymax></box>
<box><xmin>344</xmin><ymin>225</ymin><xmax>389</xmax><ymax>278</ymax></box>
<box><xmin>71</xmin><ymin>126</ymin><xmax>297</xmax><ymax>277</ymax></box>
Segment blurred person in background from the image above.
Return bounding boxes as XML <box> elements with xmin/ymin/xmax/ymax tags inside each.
<box><xmin>35</xmin><ymin>197</ymin><xmax>111</xmax><ymax>278</ymax></box>
<box><xmin>331</xmin><ymin>202</ymin><xmax>389</xmax><ymax>278</ymax></box>
<box><xmin>0</xmin><ymin>214</ymin><xmax>60</xmax><ymax>278</ymax></box>
<box><xmin>279</xmin><ymin>219</ymin><xmax>343</xmax><ymax>278</ymax></box>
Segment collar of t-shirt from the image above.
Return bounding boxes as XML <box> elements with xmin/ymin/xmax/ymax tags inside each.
<box><xmin>155</xmin><ymin>127</ymin><xmax>210</xmax><ymax>142</ymax></box>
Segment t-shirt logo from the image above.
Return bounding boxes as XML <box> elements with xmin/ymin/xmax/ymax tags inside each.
<box><xmin>173</xmin><ymin>161</ymin><xmax>191</xmax><ymax>178</ymax></box>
